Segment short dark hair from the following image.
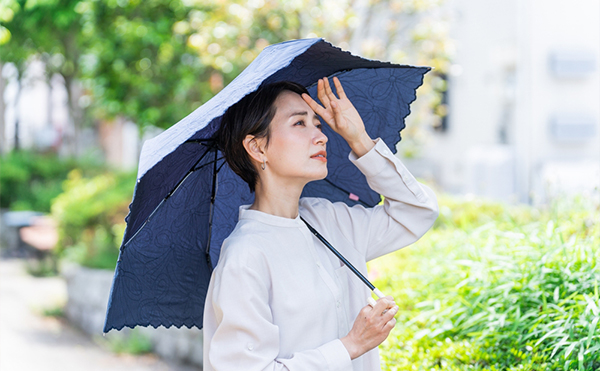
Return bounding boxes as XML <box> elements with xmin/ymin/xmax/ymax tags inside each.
<box><xmin>216</xmin><ymin>81</ymin><xmax>309</xmax><ymax>192</ymax></box>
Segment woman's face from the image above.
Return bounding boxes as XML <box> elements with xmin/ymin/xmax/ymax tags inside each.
<box><xmin>263</xmin><ymin>90</ymin><xmax>328</xmax><ymax>184</ymax></box>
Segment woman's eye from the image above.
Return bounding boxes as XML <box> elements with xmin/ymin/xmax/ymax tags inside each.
<box><xmin>316</xmin><ymin>123</ymin><xmax>323</xmax><ymax>130</ymax></box>
<box><xmin>294</xmin><ymin>120</ymin><xmax>305</xmax><ymax>126</ymax></box>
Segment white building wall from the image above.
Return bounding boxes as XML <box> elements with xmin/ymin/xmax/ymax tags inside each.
<box><xmin>521</xmin><ymin>0</ymin><xmax>600</xmax><ymax>202</ymax></box>
<box><xmin>422</xmin><ymin>0</ymin><xmax>599</xmax><ymax>203</ymax></box>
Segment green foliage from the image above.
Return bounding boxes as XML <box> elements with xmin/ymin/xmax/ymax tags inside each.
<box><xmin>372</xmin><ymin>196</ymin><xmax>600</xmax><ymax>370</ymax></box>
<box><xmin>2</xmin><ymin>0</ymin><xmax>452</xmax><ymax>143</ymax></box>
<box><xmin>0</xmin><ymin>150</ymin><xmax>102</xmax><ymax>212</ymax></box>
<box><xmin>78</xmin><ymin>0</ymin><xmax>207</xmax><ymax>130</ymax></box>
<box><xmin>51</xmin><ymin>169</ymin><xmax>135</xmax><ymax>270</ymax></box>
<box><xmin>99</xmin><ymin>329</ymin><xmax>153</xmax><ymax>355</ymax></box>
<box><xmin>42</xmin><ymin>305</ymin><xmax>65</xmax><ymax>318</ymax></box>
<box><xmin>0</xmin><ymin>0</ymin><xmax>34</xmax><ymax>68</ymax></box>
<box><xmin>0</xmin><ymin>0</ymin><xmax>86</xmax><ymax>81</ymax></box>
<box><xmin>78</xmin><ymin>0</ymin><xmax>357</xmax><ymax>130</ymax></box>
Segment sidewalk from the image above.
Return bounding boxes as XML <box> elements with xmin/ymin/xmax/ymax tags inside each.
<box><xmin>0</xmin><ymin>258</ymin><xmax>200</xmax><ymax>371</ymax></box>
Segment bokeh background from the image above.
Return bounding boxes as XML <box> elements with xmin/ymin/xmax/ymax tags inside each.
<box><xmin>0</xmin><ymin>0</ymin><xmax>598</xmax><ymax>370</ymax></box>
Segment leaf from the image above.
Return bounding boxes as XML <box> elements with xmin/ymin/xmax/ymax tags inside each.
<box><xmin>586</xmin><ymin>316</ymin><xmax>599</xmax><ymax>349</ymax></box>
<box><xmin>550</xmin><ymin>336</ymin><xmax>570</xmax><ymax>359</ymax></box>
<box><xmin>583</xmin><ymin>294</ymin><xmax>599</xmax><ymax>316</ymax></box>
<box><xmin>413</xmin><ymin>328</ymin><xmax>430</xmax><ymax>340</ymax></box>
<box><xmin>584</xmin><ymin>344</ymin><xmax>600</xmax><ymax>355</ymax></box>
<box><xmin>564</xmin><ymin>342</ymin><xmax>577</xmax><ymax>359</ymax></box>
<box><xmin>578</xmin><ymin>343</ymin><xmax>584</xmax><ymax>371</ymax></box>
<box><xmin>535</xmin><ymin>328</ymin><xmax>561</xmax><ymax>347</ymax></box>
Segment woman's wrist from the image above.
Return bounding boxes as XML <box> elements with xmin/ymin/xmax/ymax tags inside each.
<box><xmin>340</xmin><ymin>335</ymin><xmax>362</xmax><ymax>360</ymax></box>
<box><xmin>348</xmin><ymin>132</ymin><xmax>375</xmax><ymax>158</ymax></box>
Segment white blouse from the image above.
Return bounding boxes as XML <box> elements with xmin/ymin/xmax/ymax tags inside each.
<box><xmin>203</xmin><ymin>139</ymin><xmax>439</xmax><ymax>370</ymax></box>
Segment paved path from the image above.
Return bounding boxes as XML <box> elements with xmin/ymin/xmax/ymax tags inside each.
<box><xmin>0</xmin><ymin>258</ymin><xmax>199</xmax><ymax>371</ymax></box>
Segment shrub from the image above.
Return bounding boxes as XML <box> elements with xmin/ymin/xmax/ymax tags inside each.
<box><xmin>51</xmin><ymin>170</ymin><xmax>135</xmax><ymax>270</ymax></box>
<box><xmin>0</xmin><ymin>150</ymin><xmax>104</xmax><ymax>212</ymax></box>
<box><xmin>373</xmin><ymin>195</ymin><xmax>600</xmax><ymax>370</ymax></box>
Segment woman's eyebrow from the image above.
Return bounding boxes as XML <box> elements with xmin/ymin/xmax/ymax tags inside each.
<box><xmin>289</xmin><ymin>111</ymin><xmax>308</xmax><ymax>117</ymax></box>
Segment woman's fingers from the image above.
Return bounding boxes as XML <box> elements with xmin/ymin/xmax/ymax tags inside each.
<box><xmin>306</xmin><ymin>77</ymin><xmax>366</xmax><ymax>144</ymax></box>
<box><xmin>302</xmin><ymin>93</ymin><xmax>328</xmax><ymax>119</ymax></box>
<box><xmin>323</xmin><ymin>77</ymin><xmax>342</xmax><ymax>106</ymax></box>
<box><xmin>304</xmin><ymin>80</ymin><xmax>340</xmax><ymax>128</ymax></box>
<box><xmin>330</xmin><ymin>100</ymin><xmax>346</xmax><ymax>128</ymax></box>
<box><xmin>384</xmin><ymin>317</ymin><xmax>397</xmax><ymax>331</ymax></box>
<box><xmin>332</xmin><ymin>76</ymin><xmax>347</xmax><ymax>100</ymax></box>
<box><xmin>367</xmin><ymin>297</ymin><xmax>397</xmax><ymax>319</ymax></box>
<box><xmin>323</xmin><ymin>77</ymin><xmax>335</xmax><ymax>99</ymax></box>
<box><xmin>344</xmin><ymin>298</ymin><xmax>397</xmax><ymax>358</ymax></box>
<box><xmin>316</xmin><ymin>79</ymin><xmax>332</xmax><ymax>110</ymax></box>
<box><xmin>383</xmin><ymin>306</ymin><xmax>399</xmax><ymax>321</ymax></box>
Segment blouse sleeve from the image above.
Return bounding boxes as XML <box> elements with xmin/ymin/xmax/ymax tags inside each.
<box><xmin>206</xmin><ymin>245</ymin><xmax>352</xmax><ymax>371</ymax></box>
<box><xmin>326</xmin><ymin>138</ymin><xmax>439</xmax><ymax>262</ymax></box>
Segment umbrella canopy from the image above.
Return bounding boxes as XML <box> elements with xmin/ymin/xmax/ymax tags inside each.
<box><xmin>104</xmin><ymin>38</ymin><xmax>430</xmax><ymax>332</ymax></box>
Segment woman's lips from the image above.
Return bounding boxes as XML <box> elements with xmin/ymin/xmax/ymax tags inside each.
<box><xmin>311</xmin><ymin>151</ymin><xmax>327</xmax><ymax>162</ymax></box>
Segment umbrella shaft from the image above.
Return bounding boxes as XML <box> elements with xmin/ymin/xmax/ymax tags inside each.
<box><xmin>300</xmin><ymin>217</ymin><xmax>382</xmax><ymax>297</ymax></box>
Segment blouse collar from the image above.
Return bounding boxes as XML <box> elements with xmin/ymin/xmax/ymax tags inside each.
<box><xmin>239</xmin><ymin>205</ymin><xmax>304</xmax><ymax>228</ymax></box>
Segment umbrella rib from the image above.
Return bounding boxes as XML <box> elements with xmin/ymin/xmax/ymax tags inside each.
<box><xmin>323</xmin><ymin>179</ymin><xmax>373</xmax><ymax>207</ymax></box>
<box><xmin>122</xmin><ymin>144</ymin><xmax>216</xmax><ymax>249</ymax></box>
<box><xmin>184</xmin><ymin>138</ymin><xmax>215</xmax><ymax>144</ymax></box>
<box><xmin>122</xmin><ymin>198</ymin><xmax>167</xmax><ymax>249</ymax></box>
<box><xmin>216</xmin><ymin>158</ymin><xmax>227</xmax><ymax>172</ymax></box>
<box><xmin>166</xmin><ymin>146</ymin><xmax>216</xmax><ymax>200</ymax></box>
<box><xmin>192</xmin><ymin>156</ymin><xmax>225</xmax><ymax>172</ymax></box>
<box><xmin>205</xmin><ymin>148</ymin><xmax>219</xmax><ymax>270</ymax></box>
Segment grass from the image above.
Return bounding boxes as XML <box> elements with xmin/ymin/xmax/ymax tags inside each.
<box><xmin>371</xmin><ymin>194</ymin><xmax>600</xmax><ymax>370</ymax></box>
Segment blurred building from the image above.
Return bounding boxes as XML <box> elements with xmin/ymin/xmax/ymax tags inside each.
<box><xmin>1</xmin><ymin>60</ymin><xmax>140</xmax><ymax>170</ymax></box>
<box><xmin>421</xmin><ymin>0</ymin><xmax>600</xmax><ymax>203</ymax></box>
<box><xmin>2</xmin><ymin>61</ymin><xmax>67</xmax><ymax>153</ymax></box>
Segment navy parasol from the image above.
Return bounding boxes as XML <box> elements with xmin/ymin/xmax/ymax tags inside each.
<box><xmin>103</xmin><ymin>38</ymin><xmax>429</xmax><ymax>332</ymax></box>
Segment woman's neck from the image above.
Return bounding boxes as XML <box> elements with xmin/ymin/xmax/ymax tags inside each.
<box><xmin>250</xmin><ymin>178</ymin><xmax>305</xmax><ymax>219</ymax></box>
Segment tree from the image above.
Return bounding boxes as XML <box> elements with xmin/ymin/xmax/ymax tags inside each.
<box><xmin>1</xmin><ymin>0</ymin><xmax>452</xmax><ymax>157</ymax></box>
<box><xmin>179</xmin><ymin>0</ymin><xmax>453</xmax><ymax>156</ymax></box>
<box><xmin>0</xmin><ymin>6</ymin><xmax>11</xmax><ymax>154</ymax></box>
<box><xmin>78</xmin><ymin>0</ymin><xmax>208</xmax><ymax>132</ymax></box>
<box><xmin>0</xmin><ymin>0</ymin><xmax>37</xmax><ymax>152</ymax></box>
<box><xmin>78</xmin><ymin>0</ymin><xmax>318</xmax><ymax>132</ymax></box>
<box><xmin>0</xmin><ymin>0</ymin><xmax>88</xmax><ymax>155</ymax></box>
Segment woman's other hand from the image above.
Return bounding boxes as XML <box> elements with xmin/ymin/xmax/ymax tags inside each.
<box><xmin>302</xmin><ymin>77</ymin><xmax>375</xmax><ymax>157</ymax></box>
<box><xmin>340</xmin><ymin>296</ymin><xmax>398</xmax><ymax>360</ymax></box>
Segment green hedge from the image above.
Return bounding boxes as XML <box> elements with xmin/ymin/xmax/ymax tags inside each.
<box><xmin>372</xmin><ymin>195</ymin><xmax>600</xmax><ymax>370</ymax></box>
<box><xmin>51</xmin><ymin>169</ymin><xmax>136</xmax><ymax>270</ymax></box>
<box><xmin>0</xmin><ymin>150</ymin><xmax>103</xmax><ymax>212</ymax></box>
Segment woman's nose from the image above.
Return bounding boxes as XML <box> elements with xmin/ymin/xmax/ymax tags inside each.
<box><xmin>314</xmin><ymin>127</ymin><xmax>328</xmax><ymax>145</ymax></box>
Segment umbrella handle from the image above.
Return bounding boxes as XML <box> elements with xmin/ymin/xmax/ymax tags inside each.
<box><xmin>367</xmin><ymin>288</ymin><xmax>385</xmax><ymax>307</ymax></box>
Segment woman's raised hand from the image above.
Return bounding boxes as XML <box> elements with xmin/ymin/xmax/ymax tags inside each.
<box><xmin>340</xmin><ymin>296</ymin><xmax>398</xmax><ymax>360</ymax></box>
<box><xmin>302</xmin><ymin>77</ymin><xmax>374</xmax><ymax>157</ymax></box>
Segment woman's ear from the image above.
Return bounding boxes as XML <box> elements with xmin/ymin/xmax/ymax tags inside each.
<box><xmin>242</xmin><ymin>135</ymin><xmax>266</xmax><ymax>164</ymax></box>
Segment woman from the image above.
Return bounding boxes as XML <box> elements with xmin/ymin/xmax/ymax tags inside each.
<box><xmin>204</xmin><ymin>77</ymin><xmax>439</xmax><ymax>370</ymax></box>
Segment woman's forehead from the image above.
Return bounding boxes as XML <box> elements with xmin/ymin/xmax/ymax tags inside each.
<box><xmin>274</xmin><ymin>91</ymin><xmax>317</xmax><ymax>117</ymax></box>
